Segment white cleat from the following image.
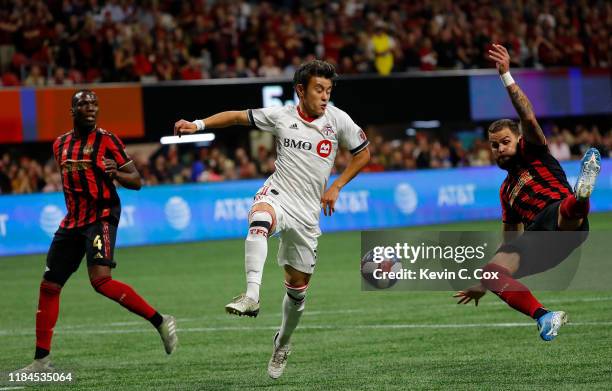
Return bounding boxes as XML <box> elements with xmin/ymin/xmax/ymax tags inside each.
<box><xmin>574</xmin><ymin>148</ymin><xmax>601</xmax><ymax>201</ymax></box>
<box><xmin>157</xmin><ymin>314</ymin><xmax>178</xmax><ymax>354</ymax></box>
<box><xmin>267</xmin><ymin>332</ymin><xmax>291</xmax><ymax>379</ymax></box>
<box><xmin>225</xmin><ymin>293</ymin><xmax>260</xmax><ymax>317</ymax></box>
<box><xmin>14</xmin><ymin>355</ymin><xmax>54</xmax><ymax>373</ymax></box>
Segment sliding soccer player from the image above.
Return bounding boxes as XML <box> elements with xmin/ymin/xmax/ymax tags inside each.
<box><xmin>454</xmin><ymin>44</ymin><xmax>601</xmax><ymax>341</ymax></box>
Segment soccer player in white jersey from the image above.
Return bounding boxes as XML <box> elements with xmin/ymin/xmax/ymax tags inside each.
<box><xmin>173</xmin><ymin>60</ymin><xmax>370</xmax><ymax>378</ymax></box>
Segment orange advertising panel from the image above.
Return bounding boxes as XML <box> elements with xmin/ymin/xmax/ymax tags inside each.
<box><xmin>36</xmin><ymin>85</ymin><xmax>145</xmax><ymax>141</ymax></box>
<box><xmin>0</xmin><ymin>90</ymin><xmax>23</xmax><ymax>143</ymax></box>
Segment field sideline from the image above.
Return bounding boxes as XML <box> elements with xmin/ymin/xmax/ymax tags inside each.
<box><xmin>1</xmin><ymin>213</ymin><xmax>611</xmax><ymax>390</ymax></box>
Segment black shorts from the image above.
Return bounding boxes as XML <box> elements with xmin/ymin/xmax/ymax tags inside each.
<box><xmin>497</xmin><ymin>199</ymin><xmax>589</xmax><ymax>278</ymax></box>
<box><xmin>45</xmin><ymin>220</ymin><xmax>118</xmax><ymax>285</ymax></box>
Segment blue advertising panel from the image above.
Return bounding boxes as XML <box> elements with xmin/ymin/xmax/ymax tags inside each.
<box><xmin>1</xmin><ymin>160</ymin><xmax>610</xmax><ymax>256</ymax></box>
<box><xmin>469</xmin><ymin>69</ymin><xmax>612</xmax><ymax>120</ymax></box>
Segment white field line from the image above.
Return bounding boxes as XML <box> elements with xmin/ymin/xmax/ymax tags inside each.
<box><xmin>50</xmin><ymin>309</ymin><xmax>370</xmax><ymax>330</ymax></box>
<box><xmin>2</xmin><ymin>296</ymin><xmax>611</xmax><ymax>333</ymax></box>
<box><xmin>1</xmin><ymin>321</ymin><xmax>612</xmax><ymax>337</ymax></box>
<box><xmin>45</xmin><ymin>296</ymin><xmax>612</xmax><ymax>330</ymax></box>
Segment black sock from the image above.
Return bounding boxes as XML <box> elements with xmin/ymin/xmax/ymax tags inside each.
<box><xmin>35</xmin><ymin>347</ymin><xmax>49</xmax><ymax>360</ymax></box>
<box><xmin>533</xmin><ymin>307</ymin><xmax>549</xmax><ymax>320</ymax></box>
<box><xmin>149</xmin><ymin>312</ymin><xmax>163</xmax><ymax>328</ymax></box>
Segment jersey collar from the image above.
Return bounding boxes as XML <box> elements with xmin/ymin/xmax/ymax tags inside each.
<box><xmin>296</xmin><ymin>105</ymin><xmax>317</xmax><ymax>123</ymax></box>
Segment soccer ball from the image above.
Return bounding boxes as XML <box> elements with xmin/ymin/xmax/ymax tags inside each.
<box><xmin>360</xmin><ymin>249</ymin><xmax>403</xmax><ymax>289</ymax></box>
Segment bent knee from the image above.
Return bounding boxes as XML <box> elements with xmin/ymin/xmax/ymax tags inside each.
<box><xmin>248</xmin><ymin>210</ymin><xmax>274</xmax><ymax>240</ymax></box>
<box><xmin>249</xmin><ymin>204</ymin><xmax>276</xmax><ymax>233</ymax></box>
<box><xmin>90</xmin><ymin>276</ymin><xmax>112</xmax><ymax>293</ymax></box>
<box><xmin>489</xmin><ymin>252</ymin><xmax>520</xmax><ymax>275</ymax></box>
<box><xmin>249</xmin><ymin>202</ymin><xmax>276</xmax><ymax>228</ymax></box>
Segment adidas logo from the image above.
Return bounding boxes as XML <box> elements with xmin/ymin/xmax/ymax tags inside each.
<box><xmin>289</xmin><ymin>123</ymin><xmax>298</xmax><ymax>130</ymax></box>
<box><xmin>94</xmin><ymin>252</ymin><xmax>104</xmax><ymax>259</ymax></box>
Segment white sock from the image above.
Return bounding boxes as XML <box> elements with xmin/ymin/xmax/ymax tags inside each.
<box><xmin>277</xmin><ymin>284</ymin><xmax>307</xmax><ymax>347</ymax></box>
<box><xmin>244</xmin><ymin>210</ymin><xmax>272</xmax><ymax>302</ymax></box>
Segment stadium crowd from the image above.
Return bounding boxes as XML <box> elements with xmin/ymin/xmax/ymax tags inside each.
<box><xmin>0</xmin><ymin>0</ymin><xmax>610</xmax><ymax>86</ymax></box>
<box><xmin>0</xmin><ymin>123</ymin><xmax>609</xmax><ymax>194</ymax></box>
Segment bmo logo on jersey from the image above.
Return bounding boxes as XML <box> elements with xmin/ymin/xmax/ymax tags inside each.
<box><xmin>282</xmin><ymin>138</ymin><xmax>313</xmax><ymax>151</ymax></box>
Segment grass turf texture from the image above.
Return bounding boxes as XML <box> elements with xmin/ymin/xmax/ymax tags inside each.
<box><xmin>1</xmin><ymin>213</ymin><xmax>611</xmax><ymax>390</ymax></box>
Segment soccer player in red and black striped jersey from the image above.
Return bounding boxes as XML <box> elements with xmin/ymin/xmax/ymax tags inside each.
<box><xmin>17</xmin><ymin>90</ymin><xmax>178</xmax><ymax>373</ymax></box>
<box><xmin>454</xmin><ymin>45</ymin><xmax>601</xmax><ymax>341</ymax></box>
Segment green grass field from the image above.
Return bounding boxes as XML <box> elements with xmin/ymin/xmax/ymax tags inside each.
<box><xmin>1</xmin><ymin>214</ymin><xmax>612</xmax><ymax>390</ymax></box>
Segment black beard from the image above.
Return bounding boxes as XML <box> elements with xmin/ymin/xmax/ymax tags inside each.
<box><xmin>496</xmin><ymin>154</ymin><xmax>519</xmax><ymax>170</ymax></box>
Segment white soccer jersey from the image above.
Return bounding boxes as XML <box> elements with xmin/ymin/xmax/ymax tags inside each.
<box><xmin>248</xmin><ymin>105</ymin><xmax>369</xmax><ymax>228</ymax></box>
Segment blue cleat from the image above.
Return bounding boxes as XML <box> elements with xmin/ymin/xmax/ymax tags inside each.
<box><xmin>574</xmin><ymin>148</ymin><xmax>601</xmax><ymax>201</ymax></box>
<box><xmin>537</xmin><ymin>311</ymin><xmax>568</xmax><ymax>341</ymax></box>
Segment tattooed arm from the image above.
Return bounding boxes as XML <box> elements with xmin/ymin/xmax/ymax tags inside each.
<box><xmin>488</xmin><ymin>44</ymin><xmax>547</xmax><ymax>145</ymax></box>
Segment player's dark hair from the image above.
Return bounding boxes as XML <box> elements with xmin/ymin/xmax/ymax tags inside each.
<box><xmin>71</xmin><ymin>89</ymin><xmax>96</xmax><ymax>107</ymax></box>
<box><xmin>488</xmin><ymin>119</ymin><xmax>520</xmax><ymax>136</ymax></box>
<box><xmin>293</xmin><ymin>60</ymin><xmax>337</xmax><ymax>89</ymax></box>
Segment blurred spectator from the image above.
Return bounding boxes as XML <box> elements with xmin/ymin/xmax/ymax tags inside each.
<box><xmin>549</xmin><ymin>134</ymin><xmax>571</xmax><ymax>161</ymax></box>
<box><xmin>419</xmin><ymin>38</ymin><xmax>437</xmax><ymax>71</ymax></box>
<box><xmin>234</xmin><ymin>56</ymin><xmax>250</xmax><ymax>78</ymax></box>
<box><xmin>47</xmin><ymin>67</ymin><xmax>73</xmax><ymax>86</ymax></box>
<box><xmin>180</xmin><ymin>58</ymin><xmax>204</xmax><ymax>81</ymax></box>
<box><xmin>212</xmin><ymin>62</ymin><xmax>233</xmax><ymax>79</ymax></box>
<box><xmin>0</xmin><ymin>9</ymin><xmax>19</xmax><ymax>72</ymax></box>
<box><xmin>23</xmin><ymin>64</ymin><xmax>45</xmax><ymax>86</ymax></box>
<box><xmin>11</xmin><ymin>167</ymin><xmax>32</xmax><ymax>193</ymax></box>
<box><xmin>1</xmin><ymin>71</ymin><xmax>20</xmax><ymax>86</ymax></box>
<box><xmin>369</xmin><ymin>21</ymin><xmax>397</xmax><ymax>76</ymax></box>
<box><xmin>245</xmin><ymin>58</ymin><xmax>260</xmax><ymax>77</ymax></box>
<box><xmin>0</xmin><ymin>161</ymin><xmax>10</xmax><ymax>194</ymax></box>
<box><xmin>259</xmin><ymin>55</ymin><xmax>282</xmax><ymax>78</ymax></box>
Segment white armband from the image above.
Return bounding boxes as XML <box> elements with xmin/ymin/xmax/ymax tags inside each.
<box><xmin>500</xmin><ymin>72</ymin><xmax>515</xmax><ymax>87</ymax></box>
<box><xmin>193</xmin><ymin>119</ymin><xmax>205</xmax><ymax>131</ymax></box>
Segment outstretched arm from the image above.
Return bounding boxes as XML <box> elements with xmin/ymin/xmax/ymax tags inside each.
<box><xmin>321</xmin><ymin>147</ymin><xmax>370</xmax><ymax>216</ymax></box>
<box><xmin>174</xmin><ymin>111</ymin><xmax>251</xmax><ymax>136</ymax></box>
<box><xmin>488</xmin><ymin>44</ymin><xmax>547</xmax><ymax>145</ymax></box>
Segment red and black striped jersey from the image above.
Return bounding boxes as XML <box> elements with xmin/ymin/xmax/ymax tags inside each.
<box><xmin>500</xmin><ymin>138</ymin><xmax>573</xmax><ymax>226</ymax></box>
<box><xmin>53</xmin><ymin>128</ymin><xmax>131</xmax><ymax>229</ymax></box>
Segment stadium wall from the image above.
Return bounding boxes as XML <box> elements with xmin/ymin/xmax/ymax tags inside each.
<box><xmin>1</xmin><ymin>69</ymin><xmax>609</xmax><ymax>143</ymax></box>
<box><xmin>142</xmin><ymin>68</ymin><xmax>611</xmax><ymax>139</ymax></box>
<box><xmin>1</xmin><ymin>160</ymin><xmax>611</xmax><ymax>257</ymax></box>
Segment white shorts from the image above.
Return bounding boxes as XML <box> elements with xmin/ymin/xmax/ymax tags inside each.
<box><xmin>252</xmin><ymin>185</ymin><xmax>320</xmax><ymax>275</ymax></box>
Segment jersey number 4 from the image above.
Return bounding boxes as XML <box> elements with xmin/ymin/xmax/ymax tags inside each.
<box><xmin>93</xmin><ymin>235</ymin><xmax>103</xmax><ymax>251</ymax></box>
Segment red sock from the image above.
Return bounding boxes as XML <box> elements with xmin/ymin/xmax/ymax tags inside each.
<box><xmin>36</xmin><ymin>281</ymin><xmax>61</xmax><ymax>353</ymax></box>
<box><xmin>91</xmin><ymin>277</ymin><xmax>157</xmax><ymax>320</ymax></box>
<box><xmin>481</xmin><ymin>263</ymin><xmax>544</xmax><ymax>318</ymax></box>
<box><xmin>560</xmin><ymin>195</ymin><xmax>590</xmax><ymax>220</ymax></box>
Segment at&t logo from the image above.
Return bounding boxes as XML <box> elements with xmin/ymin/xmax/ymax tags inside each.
<box><xmin>394</xmin><ymin>183</ymin><xmax>418</xmax><ymax>215</ymax></box>
<box><xmin>165</xmin><ymin>197</ymin><xmax>191</xmax><ymax>230</ymax></box>
<box><xmin>40</xmin><ymin>205</ymin><xmax>64</xmax><ymax>237</ymax></box>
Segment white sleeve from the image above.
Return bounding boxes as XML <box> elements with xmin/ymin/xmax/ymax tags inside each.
<box><xmin>247</xmin><ymin>107</ymin><xmax>281</xmax><ymax>134</ymax></box>
<box><xmin>338</xmin><ymin>111</ymin><xmax>369</xmax><ymax>155</ymax></box>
